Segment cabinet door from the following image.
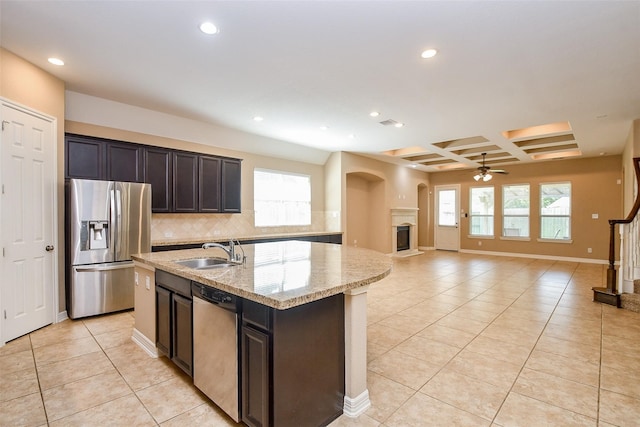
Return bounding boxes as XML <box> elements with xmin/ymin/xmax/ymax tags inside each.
<box><xmin>172</xmin><ymin>293</ymin><xmax>193</xmax><ymax>377</ymax></box>
<box><xmin>199</xmin><ymin>156</ymin><xmax>221</xmax><ymax>212</ymax></box>
<box><xmin>222</xmin><ymin>158</ymin><xmax>242</xmax><ymax>213</ymax></box>
<box><xmin>242</xmin><ymin>326</ymin><xmax>270</xmax><ymax>427</ymax></box>
<box><xmin>155</xmin><ymin>286</ymin><xmax>172</xmax><ymax>357</ymax></box>
<box><xmin>65</xmin><ymin>135</ymin><xmax>104</xmax><ymax>179</ymax></box>
<box><xmin>173</xmin><ymin>152</ymin><xmax>198</xmax><ymax>213</ymax></box>
<box><xmin>144</xmin><ymin>148</ymin><xmax>172</xmax><ymax>213</ymax></box>
<box><xmin>107</xmin><ymin>142</ymin><xmax>143</xmax><ymax>182</ymax></box>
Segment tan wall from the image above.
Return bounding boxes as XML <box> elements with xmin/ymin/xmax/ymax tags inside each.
<box><xmin>0</xmin><ymin>48</ymin><xmax>66</xmax><ymax>312</ymax></box>
<box><xmin>324</xmin><ymin>152</ymin><xmax>342</xmax><ymax>232</ymax></box>
<box><xmin>66</xmin><ymin>121</ymin><xmax>328</xmax><ymax>241</ymax></box>
<box><xmin>339</xmin><ymin>152</ymin><xmax>430</xmax><ymax>253</ymax></box>
<box><xmin>428</xmin><ymin>156</ymin><xmax>623</xmax><ymax>261</ymax></box>
<box><xmin>346</xmin><ymin>174</ymin><xmax>374</xmax><ymax>249</ymax></box>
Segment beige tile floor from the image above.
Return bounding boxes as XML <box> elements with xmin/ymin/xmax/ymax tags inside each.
<box><xmin>2</xmin><ymin>251</ymin><xmax>640</xmax><ymax>426</ymax></box>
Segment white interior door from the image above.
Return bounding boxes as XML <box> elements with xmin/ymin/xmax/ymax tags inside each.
<box><xmin>1</xmin><ymin>101</ymin><xmax>56</xmax><ymax>343</ymax></box>
<box><xmin>435</xmin><ymin>185</ymin><xmax>460</xmax><ymax>251</ymax></box>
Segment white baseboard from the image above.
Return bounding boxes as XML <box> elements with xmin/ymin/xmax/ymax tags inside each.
<box><xmin>56</xmin><ymin>310</ymin><xmax>68</xmax><ymax>323</ymax></box>
<box><xmin>131</xmin><ymin>328</ymin><xmax>158</xmax><ymax>358</ymax></box>
<box><xmin>343</xmin><ymin>389</ymin><xmax>371</xmax><ymax>418</ymax></box>
<box><xmin>459</xmin><ymin>248</ymin><xmax>609</xmax><ymax>264</ymax></box>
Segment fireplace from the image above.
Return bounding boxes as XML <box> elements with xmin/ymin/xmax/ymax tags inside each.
<box><xmin>397</xmin><ymin>226</ymin><xmax>410</xmax><ymax>251</ymax></box>
<box><xmin>390</xmin><ymin>208</ymin><xmax>422</xmax><ymax>257</ymax></box>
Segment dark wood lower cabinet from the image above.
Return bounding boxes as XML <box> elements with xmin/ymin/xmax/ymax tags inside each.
<box><xmin>155</xmin><ymin>286</ymin><xmax>171</xmax><ymax>356</ymax></box>
<box><xmin>172</xmin><ymin>294</ymin><xmax>193</xmax><ymax>375</ymax></box>
<box><xmin>241</xmin><ymin>295</ymin><xmax>345</xmax><ymax>427</ymax></box>
<box><xmin>155</xmin><ymin>271</ymin><xmax>193</xmax><ymax>377</ymax></box>
<box><xmin>241</xmin><ymin>326</ymin><xmax>270</xmax><ymax>427</ymax></box>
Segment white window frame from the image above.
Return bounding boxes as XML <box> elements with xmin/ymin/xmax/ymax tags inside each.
<box><xmin>469</xmin><ymin>186</ymin><xmax>495</xmax><ymax>237</ymax></box>
<box><xmin>538</xmin><ymin>181</ymin><xmax>572</xmax><ymax>242</ymax></box>
<box><xmin>502</xmin><ymin>183</ymin><xmax>530</xmax><ymax>240</ymax></box>
<box><xmin>254</xmin><ymin>168</ymin><xmax>311</xmax><ymax>227</ymax></box>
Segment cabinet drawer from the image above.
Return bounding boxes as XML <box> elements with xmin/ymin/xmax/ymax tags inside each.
<box><xmin>242</xmin><ymin>299</ymin><xmax>271</xmax><ymax>331</ymax></box>
<box><xmin>156</xmin><ymin>270</ymin><xmax>191</xmax><ymax>298</ymax></box>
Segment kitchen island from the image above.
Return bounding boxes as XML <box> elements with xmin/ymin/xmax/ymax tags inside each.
<box><xmin>132</xmin><ymin>240</ymin><xmax>392</xmax><ymax>426</ymax></box>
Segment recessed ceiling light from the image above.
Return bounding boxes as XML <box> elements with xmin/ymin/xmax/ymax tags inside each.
<box><xmin>394</xmin><ymin>122</ymin><xmax>404</xmax><ymax>128</ymax></box>
<box><xmin>253</xmin><ymin>116</ymin><xmax>264</xmax><ymax>122</ymax></box>
<box><xmin>370</xmin><ymin>111</ymin><xmax>380</xmax><ymax>117</ymax></box>
<box><xmin>48</xmin><ymin>57</ymin><xmax>64</xmax><ymax>66</ymax></box>
<box><xmin>421</xmin><ymin>48</ymin><xmax>438</xmax><ymax>59</ymax></box>
<box><xmin>200</xmin><ymin>22</ymin><xmax>219</xmax><ymax>35</ymax></box>
<box><xmin>348</xmin><ymin>134</ymin><xmax>356</xmax><ymax>139</ymax></box>
<box><xmin>320</xmin><ymin>126</ymin><xmax>329</xmax><ymax>131</ymax></box>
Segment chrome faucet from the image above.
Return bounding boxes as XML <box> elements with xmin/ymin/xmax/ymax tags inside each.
<box><xmin>202</xmin><ymin>240</ymin><xmax>240</xmax><ymax>263</ymax></box>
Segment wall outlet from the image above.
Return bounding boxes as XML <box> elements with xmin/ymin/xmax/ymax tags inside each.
<box><xmin>588</xmin><ymin>248</ymin><xmax>593</xmax><ymax>253</ymax></box>
<box><xmin>478</xmin><ymin>241</ymin><xmax>482</xmax><ymax>246</ymax></box>
<box><xmin>592</xmin><ymin>213</ymin><xmax>599</xmax><ymax>219</ymax></box>
<box><xmin>145</xmin><ymin>276</ymin><xmax>151</xmax><ymax>290</ymax></box>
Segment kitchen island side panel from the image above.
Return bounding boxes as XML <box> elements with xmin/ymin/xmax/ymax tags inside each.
<box><xmin>272</xmin><ymin>294</ymin><xmax>345</xmax><ymax>427</ymax></box>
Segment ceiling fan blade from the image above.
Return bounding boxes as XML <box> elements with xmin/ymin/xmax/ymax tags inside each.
<box><xmin>489</xmin><ymin>169</ymin><xmax>508</xmax><ymax>174</ymax></box>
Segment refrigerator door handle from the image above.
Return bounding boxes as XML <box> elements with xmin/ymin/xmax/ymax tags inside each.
<box><xmin>75</xmin><ymin>262</ymin><xmax>134</xmax><ymax>273</ymax></box>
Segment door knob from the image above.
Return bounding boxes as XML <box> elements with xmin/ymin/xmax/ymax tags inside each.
<box><xmin>45</xmin><ymin>245</ymin><xmax>54</xmax><ymax>252</ymax></box>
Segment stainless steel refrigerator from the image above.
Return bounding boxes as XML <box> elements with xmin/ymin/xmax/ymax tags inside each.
<box><xmin>67</xmin><ymin>179</ymin><xmax>151</xmax><ymax>319</ymax></box>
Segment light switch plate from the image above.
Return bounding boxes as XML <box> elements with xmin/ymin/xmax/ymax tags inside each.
<box><xmin>592</xmin><ymin>213</ymin><xmax>599</xmax><ymax>219</ymax></box>
<box><xmin>145</xmin><ymin>276</ymin><xmax>150</xmax><ymax>290</ymax></box>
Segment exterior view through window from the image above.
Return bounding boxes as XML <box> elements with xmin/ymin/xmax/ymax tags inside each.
<box><xmin>438</xmin><ymin>189</ymin><xmax>457</xmax><ymax>226</ymax></box>
<box><xmin>503</xmin><ymin>184</ymin><xmax>530</xmax><ymax>237</ymax></box>
<box><xmin>540</xmin><ymin>182</ymin><xmax>571</xmax><ymax>239</ymax></box>
<box><xmin>254</xmin><ymin>169</ymin><xmax>311</xmax><ymax>227</ymax></box>
<box><xmin>470</xmin><ymin>186</ymin><xmax>494</xmax><ymax>236</ymax></box>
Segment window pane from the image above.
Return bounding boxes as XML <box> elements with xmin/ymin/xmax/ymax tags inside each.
<box><xmin>438</xmin><ymin>189</ymin><xmax>456</xmax><ymax>226</ymax></box>
<box><xmin>541</xmin><ymin>183</ymin><xmax>571</xmax><ymax>215</ymax></box>
<box><xmin>470</xmin><ymin>187</ymin><xmax>494</xmax><ymax>215</ymax></box>
<box><xmin>254</xmin><ymin>169</ymin><xmax>311</xmax><ymax>226</ymax></box>
<box><xmin>540</xmin><ymin>182</ymin><xmax>571</xmax><ymax>239</ymax></box>
<box><xmin>541</xmin><ymin>217</ymin><xmax>570</xmax><ymax>239</ymax></box>
<box><xmin>503</xmin><ymin>216</ymin><xmax>529</xmax><ymax>237</ymax></box>
<box><xmin>470</xmin><ymin>187</ymin><xmax>494</xmax><ymax>236</ymax></box>
<box><xmin>503</xmin><ymin>184</ymin><xmax>529</xmax><ymax>237</ymax></box>
<box><xmin>471</xmin><ymin>216</ymin><xmax>494</xmax><ymax>235</ymax></box>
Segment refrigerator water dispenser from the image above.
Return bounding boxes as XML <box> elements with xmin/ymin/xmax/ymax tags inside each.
<box><xmin>81</xmin><ymin>220</ymin><xmax>109</xmax><ymax>250</ymax></box>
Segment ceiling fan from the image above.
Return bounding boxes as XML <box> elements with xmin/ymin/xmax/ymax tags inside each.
<box><xmin>474</xmin><ymin>153</ymin><xmax>508</xmax><ymax>181</ymax></box>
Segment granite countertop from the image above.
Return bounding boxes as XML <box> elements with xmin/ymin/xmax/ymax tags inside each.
<box><xmin>132</xmin><ymin>240</ymin><xmax>392</xmax><ymax>309</ymax></box>
<box><xmin>152</xmin><ymin>231</ymin><xmax>343</xmax><ymax>247</ymax></box>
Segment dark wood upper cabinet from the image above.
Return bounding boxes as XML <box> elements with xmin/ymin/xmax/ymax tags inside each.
<box><xmin>107</xmin><ymin>142</ymin><xmax>143</xmax><ymax>182</ymax></box>
<box><xmin>199</xmin><ymin>156</ymin><xmax>221</xmax><ymax>212</ymax></box>
<box><xmin>65</xmin><ymin>135</ymin><xmax>104</xmax><ymax>180</ymax></box>
<box><xmin>65</xmin><ymin>133</ymin><xmax>241</xmax><ymax>213</ymax></box>
<box><xmin>222</xmin><ymin>158</ymin><xmax>242</xmax><ymax>213</ymax></box>
<box><xmin>173</xmin><ymin>152</ymin><xmax>198</xmax><ymax>213</ymax></box>
<box><xmin>144</xmin><ymin>147</ymin><xmax>172</xmax><ymax>213</ymax></box>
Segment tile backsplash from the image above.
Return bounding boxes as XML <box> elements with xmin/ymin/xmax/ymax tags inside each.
<box><xmin>151</xmin><ymin>210</ymin><xmax>340</xmax><ymax>242</ymax></box>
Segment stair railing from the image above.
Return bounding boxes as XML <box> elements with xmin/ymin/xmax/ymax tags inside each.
<box><xmin>593</xmin><ymin>157</ymin><xmax>640</xmax><ymax>306</ymax></box>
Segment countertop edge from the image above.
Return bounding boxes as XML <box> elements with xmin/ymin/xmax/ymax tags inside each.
<box><xmin>132</xmin><ymin>242</ymin><xmax>392</xmax><ymax>310</ymax></box>
<box><xmin>152</xmin><ymin>231</ymin><xmax>343</xmax><ymax>247</ymax></box>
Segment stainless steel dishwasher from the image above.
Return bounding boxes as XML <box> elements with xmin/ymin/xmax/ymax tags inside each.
<box><xmin>191</xmin><ymin>282</ymin><xmax>240</xmax><ymax>422</ymax></box>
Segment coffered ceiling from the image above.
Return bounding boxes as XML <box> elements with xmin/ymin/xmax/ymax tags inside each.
<box><xmin>1</xmin><ymin>1</ymin><xmax>639</xmax><ymax>170</ymax></box>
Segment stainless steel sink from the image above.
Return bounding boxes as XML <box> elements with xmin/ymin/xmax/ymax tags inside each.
<box><xmin>174</xmin><ymin>257</ymin><xmax>234</xmax><ymax>269</ymax></box>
